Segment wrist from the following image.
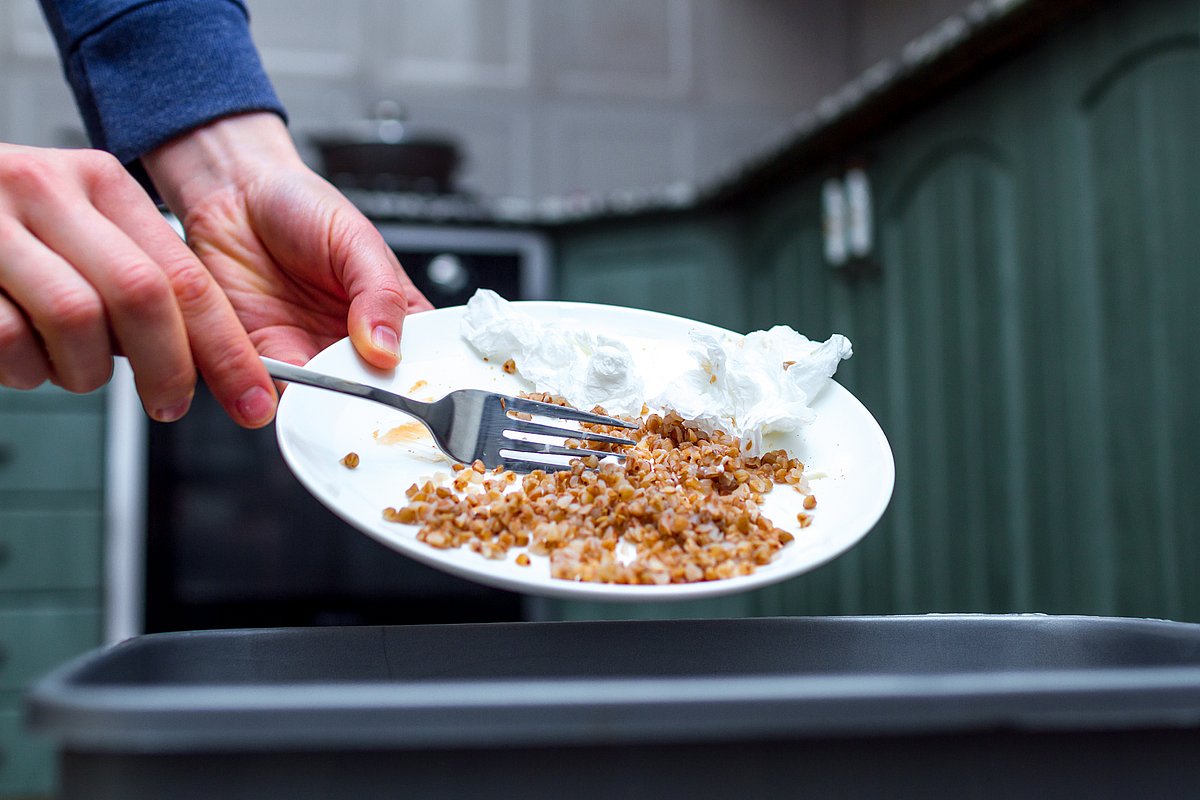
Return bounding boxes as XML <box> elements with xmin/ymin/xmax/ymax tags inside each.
<box><xmin>141</xmin><ymin>112</ymin><xmax>303</xmax><ymax>216</ymax></box>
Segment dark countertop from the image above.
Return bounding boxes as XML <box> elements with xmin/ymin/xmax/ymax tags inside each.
<box><xmin>349</xmin><ymin>0</ymin><xmax>1099</xmax><ymax>229</ymax></box>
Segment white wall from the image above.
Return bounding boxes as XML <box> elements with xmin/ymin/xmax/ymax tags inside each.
<box><xmin>0</xmin><ymin>0</ymin><xmax>973</xmax><ymax>199</ymax></box>
<box><xmin>254</xmin><ymin>0</ymin><xmax>853</xmax><ymax>198</ymax></box>
<box><xmin>848</xmin><ymin>0</ymin><xmax>979</xmax><ymax>72</ymax></box>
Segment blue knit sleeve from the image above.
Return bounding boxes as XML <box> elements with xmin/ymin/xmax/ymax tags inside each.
<box><xmin>38</xmin><ymin>0</ymin><xmax>287</xmax><ymax>165</ymax></box>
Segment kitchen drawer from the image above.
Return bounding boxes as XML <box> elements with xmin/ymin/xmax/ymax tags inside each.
<box><xmin>0</xmin><ymin>701</ymin><xmax>54</xmax><ymax>796</ymax></box>
<box><xmin>0</xmin><ymin>412</ymin><xmax>104</xmax><ymax>492</ymax></box>
<box><xmin>0</xmin><ymin>608</ymin><xmax>100</xmax><ymax>692</ymax></box>
<box><xmin>0</xmin><ymin>511</ymin><xmax>102</xmax><ymax>592</ymax></box>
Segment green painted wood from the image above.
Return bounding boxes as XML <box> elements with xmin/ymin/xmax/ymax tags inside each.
<box><xmin>0</xmin><ymin>411</ymin><xmax>105</xmax><ymax>493</ymax></box>
<box><xmin>1076</xmin><ymin>25</ymin><xmax>1200</xmax><ymax>620</ymax></box>
<box><xmin>556</xmin><ymin>217</ymin><xmax>749</xmax><ymax>333</ymax></box>
<box><xmin>882</xmin><ymin>144</ymin><xmax>1026</xmax><ymax>613</ymax></box>
<box><xmin>0</xmin><ymin>384</ymin><xmax>104</xmax><ymax>414</ymax></box>
<box><xmin>0</xmin><ymin>607</ymin><xmax>100</xmax><ymax>691</ymax></box>
<box><xmin>0</xmin><ymin>700</ymin><xmax>55</xmax><ymax>796</ymax></box>
<box><xmin>0</xmin><ymin>511</ymin><xmax>103</xmax><ymax>592</ymax></box>
<box><xmin>0</xmin><ymin>392</ymin><xmax>105</xmax><ymax>796</ymax></box>
<box><xmin>758</xmin><ymin>0</ymin><xmax>1200</xmax><ymax>621</ymax></box>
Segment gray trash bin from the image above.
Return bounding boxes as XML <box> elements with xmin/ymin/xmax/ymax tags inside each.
<box><xmin>25</xmin><ymin>615</ymin><xmax>1200</xmax><ymax>799</ymax></box>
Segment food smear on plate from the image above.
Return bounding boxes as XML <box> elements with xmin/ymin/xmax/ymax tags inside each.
<box><xmin>459</xmin><ymin>289</ymin><xmax>851</xmax><ymax>453</ymax></box>
<box><xmin>375</xmin><ymin>421</ymin><xmax>432</xmax><ymax>445</ymax></box>
<box><xmin>385</xmin><ymin>405</ymin><xmax>813</xmax><ymax>585</ymax></box>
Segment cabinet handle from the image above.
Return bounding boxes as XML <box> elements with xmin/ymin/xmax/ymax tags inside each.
<box><xmin>0</xmin><ymin>541</ymin><xmax>9</xmax><ymax>566</ymax></box>
<box><xmin>0</xmin><ymin>442</ymin><xmax>14</xmax><ymax>467</ymax></box>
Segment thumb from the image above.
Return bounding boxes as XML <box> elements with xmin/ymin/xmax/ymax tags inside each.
<box><xmin>342</xmin><ymin>238</ymin><xmax>413</xmax><ymax>369</ymax></box>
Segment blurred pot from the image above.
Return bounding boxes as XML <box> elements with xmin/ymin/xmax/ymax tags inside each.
<box><xmin>311</xmin><ymin>102</ymin><xmax>462</xmax><ymax>194</ymax></box>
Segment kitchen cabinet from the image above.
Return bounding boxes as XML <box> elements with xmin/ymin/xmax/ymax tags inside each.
<box><xmin>556</xmin><ymin>217</ymin><xmax>748</xmax><ymax>334</ymax></box>
<box><xmin>0</xmin><ymin>386</ymin><xmax>105</xmax><ymax>796</ymax></box>
<box><xmin>545</xmin><ymin>0</ymin><xmax>1200</xmax><ymax>622</ymax></box>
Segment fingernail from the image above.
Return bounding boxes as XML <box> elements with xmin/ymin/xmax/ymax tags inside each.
<box><xmin>372</xmin><ymin>325</ymin><xmax>399</xmax><ymax>356</ymax></box>
<box><xmin>153</xmin><ymin>398</ymin><xmax>192</xmax><ymax>423</ymax></box>
<box><xmin>236</xmin><ymin>385</ymin><xmax>275</xmax><ymax>425</ymax></box>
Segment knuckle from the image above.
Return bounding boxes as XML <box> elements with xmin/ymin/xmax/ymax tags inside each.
<box><xmin>207</xmin><ymin>338</ymin><xmax>258</xmax><ymax>374</ymax></box>
<box><xmin>378</xmin><ymin>282</ymin><xmax>408</xmax><ymax>308</ymax></box>
<box><xmin>140</xmin><ymin>369</ymin><xmax>196</xmax><ymax>405</ymax></box>
<box><xmin>43</xmin><ymin>287</ymin><xmax>104</xmax><ymax>333</ymax></box>
<box><xmin>364</xmin><ymin>283</ymin><xmax>409</xmax><ymax>319</ymax></box>
<box><xmin>77</xmin><ymin>150</ymin><xmax>128</xmax><ymax>190</ymax></box>
<box><xmin>0</xmin><ymin>154</ymin><xmax>63</xmax><ymax>199</ymax></box>
<box><xmin>166</xmin><ymin>263</ymin><xmax>217</xmax><ymax>309</ymax></box>
<box><xmin>192</xmin><ymin>334</ymin><xmax>261</xmax><ymax>392</ymax></box>
<box><xmin>110</xmin><ymin>263</ymin><xmax>172</xmax><ymax>314</ymax></box>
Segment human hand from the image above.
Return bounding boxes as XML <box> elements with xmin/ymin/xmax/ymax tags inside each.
<box><xmin>0</xmin><ymin>142</ymin><xmax>273</xmax><ymax>424</ymax></box>
<box><xmin>143</xmin><ymin>112</ymin><xmax>432</xmax><ymax>380</ymax></box>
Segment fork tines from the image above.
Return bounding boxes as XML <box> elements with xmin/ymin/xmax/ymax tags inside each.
<box><xmin>503</xmin><ymin>417</ymin><xmax>634</xmax><ymax>447</ymax></box>
<box><xmin>500</xmin><ymin>396</ymin><xmax>639</xmax><ymax>430</ymax></box>
<box><xmin>497</xmin><ymin>395</ymin><xmax>637</xmax><ymax>472</ymax></box>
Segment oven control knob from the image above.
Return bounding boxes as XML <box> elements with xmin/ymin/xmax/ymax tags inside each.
<box><xmin>426</xmin><ymin>254</ymin><xmax>470</xmax><ymax>294</ymax></box>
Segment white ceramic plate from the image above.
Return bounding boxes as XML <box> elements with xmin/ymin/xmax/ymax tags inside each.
<box><xmin>274</xmin><ymin>302</ymin><xmax>894</xmax><ymax>602</ymax></box>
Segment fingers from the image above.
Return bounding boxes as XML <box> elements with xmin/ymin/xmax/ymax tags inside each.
<box><xmin>0</xmin><ymin>217</ymin><xmax>114</xmax><ymax>393</ymax></box>
<box><xmin>0</xmin><ymin>146</ymin><xmax>276</xmax><ymax>428</ymax></box>
<box><xmin>85</xmin><ymin>162</ymin><xmax>277</xmax><ymax>428</ymax></box>
<box><xmin>21</xmin><ymin>184</ymin><xmax>195</xmax><ymax>419</ymax></box>
<box><xmin>0</xmin><ymin>289</ymin><xmax>51</xmax><ymax>389</ymax></box>
<box><xmin>162</xmin><ymin>253</ymin><xmax>278</xmax><ymax>427</ymax></box>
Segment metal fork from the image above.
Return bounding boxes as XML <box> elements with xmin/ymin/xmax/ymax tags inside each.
<box><xmin>262</xmin><ymin>357</ymin><xmax>636</xmax><ymax>473</ymax></box>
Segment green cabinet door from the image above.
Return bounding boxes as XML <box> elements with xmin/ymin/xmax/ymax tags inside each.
<box><xmin>0</xmin><ymin>702</ymin><xmax>56</xmax><ymax>797</ymax></box>
<box><xmin>746</xmin><ymin>0</ymin><xmax>1200</xmax><ymax>620</ymax></box>
<box><xmin>556</xmin><ymin>217</ymin><xmax>748</xmax><ymax>333</ymax></box>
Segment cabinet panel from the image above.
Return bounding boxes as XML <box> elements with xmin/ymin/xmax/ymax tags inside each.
<box><xmin>1076</xmin><ymin>39</ymin><xmax>1200</xmax><ymax>619</ymax></box>
<box><xmin>0</xmin><ymin>702</ymin><xmax>54</xmax><ymax>796</ymax></box>
<box><xmin>0</xmin><ymin>608</ymin><xmax>100</xmax><ymax>691</ymax></box>
<box><xmin>0</xmin><ymin>511</ymin><xmax>102</xmax><ymax>592</ymax></box>
<box><xmin>568</xmin><ymin>257</ymin><xmax>702</xmax><ymax>320</ymax></box>
<box><xmin>556</xmin><ymin>219</ymin><xmax>746</xmax><ymax>332</ymax></box>
<box><xmin>0</xmin><ymin>384</ymin><xmax>104</xmax><ymax>414</ymax></box>
<box><xmin>0</xmin><ymin>412</ymin><xmax>104</xmax><ymax>492</ymax></box>
<box><xmin>879</xmin><ymin>143</ymin><xmax>1029</xmax><ymax>613</ymax></box>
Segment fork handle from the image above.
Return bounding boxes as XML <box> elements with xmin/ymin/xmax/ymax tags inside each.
<box><xmin>261</xmin><ymin>356</ymin><xmax>430</xmax><ymax>418</ymax></box>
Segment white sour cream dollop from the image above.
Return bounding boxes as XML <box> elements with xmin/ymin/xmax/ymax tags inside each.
<box><xmin>460</xmin><ymin>289</ymin><xmax>851</xmax><ymax>453</ymax></box>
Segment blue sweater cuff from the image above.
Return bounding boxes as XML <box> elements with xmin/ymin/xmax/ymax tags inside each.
<box><xmin>52</xmin><ymin>0</ymin><xmax>287</xmax><ymax>164</ymax></box>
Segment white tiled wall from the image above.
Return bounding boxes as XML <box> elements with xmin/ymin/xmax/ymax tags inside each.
<box><xmin>0</xmin><ymin>0</ymin><xmax>971</xmax><ymax>199</ymax></box>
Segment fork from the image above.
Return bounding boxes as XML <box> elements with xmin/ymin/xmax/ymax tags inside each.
<box><xmin>261</xmin><ymin>357</ymin><xmax>636</xmax><ymax>473</ymax></box>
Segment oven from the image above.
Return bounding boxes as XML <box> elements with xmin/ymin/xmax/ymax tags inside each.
<box><xmin>105</xmin><ymin>224</ymin><xmax>553</xmax><ymax>637</ymax></box>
